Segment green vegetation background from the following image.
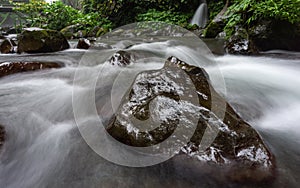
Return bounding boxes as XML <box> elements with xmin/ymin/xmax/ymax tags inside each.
<box><xmin>11</xmin><ymin>0</ymin><xmax>300</xmax><ymax>38</ymax></box>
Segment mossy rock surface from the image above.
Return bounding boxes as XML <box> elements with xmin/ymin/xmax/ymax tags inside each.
<box><xmin>17</xmin><ymin>28</ymin><xmax>69</xmax><ymax>53</ymax></box>
<box><xmin>203</xmin><ymin>19</ymin><xmax>225</xmax><ymax>38</ymax></box>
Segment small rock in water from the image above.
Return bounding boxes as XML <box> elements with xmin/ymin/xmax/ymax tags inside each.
<box><xmin>76</xmin><ymin>38</ymin><xmax>91</xmax><ymax>49</ymax></box>
<box><xmin>0</xmin><ymin>62</ymin><xmax>62</xmax><ymax>78</ymax></box>
<box><xmin>0</xmin><ymin>39</ymin><xmax>16</xmax><ymax>54</ymax></box>
<box><xmin>225</xmin><ymin>28</ymin><xmax>258</xmax><ymax>55</ymax></box>
<box><xmin>108</xmin><ymin>50</ymin><xmax>133</xmax><ymax>66</ymax></box>
<box><xmin>107</xmin><ymin>56</ymin><xmax>276</xmax><ymax>183</ymax></box>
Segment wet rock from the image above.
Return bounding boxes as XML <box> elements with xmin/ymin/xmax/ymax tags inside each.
<box><xmin>17</xmin><ymin>28</ymin><xmax>69</xmax><ymax>53</ymax></box>
<box><xmin>0</xmin><ymin>38</ymin><xmax>16</xmax><ymax>53</ymax></box>
<box><xmin>107</xmin><ymin>56</ymin><xmax>275</xmax><ymax>182</ymax></box>
<box><xmin>203</xmin><ymin>19</ymin><xmax>226</xmax><ymax>38</ymax></box>
<box><xmin>76</xmin><ymin>38</ymin><xmax>91</xmax><ymax>49</ymax></box>
<box><xmin>249</xmin><ymin>20</ymin><xmax>300</xmax><ymax>52</ymax></box>
<box><xmin>0</xmin><ymin>125</ymin><xmax>4</xmax><ymax>149</ymax></box>
<box><xmin>225</xmin><ymin>28</ymin><xmax>258</xmax><ymax>55</ymax></box>
<box><xmin>108</xmin><ymin>50</ymin><xmax>133</xmax><ymax>66</ymax></box>
<box><xmin>203</xmin><ymin>0</ymin><xmax>229</xmax><ymax>38</ymax></box>
<box><xmin>88</xmin><ymin>26</ymin><xmax>109</xmax><ymax>37</ymax></box>
<box><xmin>0</xmin><ymin>62</ymin><xmax>62</xmax><ymax>78</ymax></box>
<box><xmin>61</xmin><ymin>24</ymin><xmax>87</xmax><ymax>39</ymax></box>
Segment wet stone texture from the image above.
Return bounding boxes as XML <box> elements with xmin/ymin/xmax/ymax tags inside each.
<box><xmin>0</xmin><ymin>62</ymin><xmax>62</xmax><ymax>78</ymax></box>
<box><xmin>107</xmin><ymin>56</ymin><xmax>276</xmax><ymax>183</ymax></box>
<box><xmin>17</xmin><ymin>28</ymin><xmax>69</xmax><ymax>53</ymax></box>
<box><xmin>108</xmin><ymin>50</ymin><xmax>133</xmax><ymax>66</ymax></box>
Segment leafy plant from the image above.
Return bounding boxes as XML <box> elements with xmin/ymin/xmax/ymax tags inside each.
<box><xmin>13</xmin><ymin>0</ymin><xmax>48</xmax><ymax>28</ymax></box>
<box><xmin>136</xmin><ymin>9</ymin><xmax>192</xmax><ymax>27</ymax></box>
<box><xmin>81</xmin><ymin>0</ymin><xmax>199</xmax><ymax>26</ymax></box>
<box><xmin>43</xmin><ymin>1</ymin><xmax>80</xmax><ymax>30</ymax></box>
<box><xmin>224</xmin><ymin>0</ymin><xmax>300</xmax><ymax>37</ymax></box>
<box><xmin>13</xmin><ymin>0</ymin><xmax>113</xmax><ymax>33</ymax></box>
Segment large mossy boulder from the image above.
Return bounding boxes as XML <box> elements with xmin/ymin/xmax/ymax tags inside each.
<box><xmin>249</xmin><ymin>20</ymin><xmax>300</xmax><ymax>52</ymax></box>
<box><xmin>0</xmin><ymin>62</ymin><xmax>62</xmax><ymax>78</ymax></box>
<box><xmin>107</xmin><ymin>56</ymin><xmax>275</xmax><ymax>183</ymax></box>
<box><xmin>17</xmin><ymin>28</ymin><xmax>69</xmax><ymax>53</ymax></box>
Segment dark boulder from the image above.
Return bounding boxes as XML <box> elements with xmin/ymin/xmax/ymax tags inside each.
<box><xmin>225</xmin><ymin>28</ymin><xmax>258</xmax><ymax>55</ymax></box>
<box><xmin>0</xmin><ymin>38</ymin><xmax>16</xmax><ymax>54</ymax></box>
<box><xmin>249</xmin><ymin>20</ymin><xmax>300</xmax><ymax>52</ymax></box>
<box><xmin>76</xmin><ymin>38</ymin><xmax>91</xmax><ymax>49</ymax></box>
<box><xmin>0</xmin><ymin>62</ymin><xmax>62</xmax><ymax>78</ymax></box>
<box><xmin>17</xmin><ymin>28</ymin><xmax>69</xmax><ymax>53</ymax></box>
<box><xmin>107</xmin><ymin>56</ymin><xmax>275</xmax><ymax>182</ymax></box>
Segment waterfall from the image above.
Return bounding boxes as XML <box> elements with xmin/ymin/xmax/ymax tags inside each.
<box><xmin>190</xmin><ymin>0</ymin><xmax>208</xmax><ymax>28</ymax></box>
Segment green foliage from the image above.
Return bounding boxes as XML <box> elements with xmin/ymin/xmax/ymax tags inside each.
<box><xmin>136</xmin><ymin>9</ymin><xmax>192</xmax><ymax>28</ymax></box>
<box><xmin>72</xmin><ymin>12</ymin><xmax>113</xmax><ymax>31</ymax></box>
<box><xmin>14</xmin><ymin>0</ymin><xmax>49</xmax><ymax>28</ymax></box>
<box><xmin>43</xmin><ymin>1</ymin><xmax>80</xmax><ymax>30</ymax></box>
<box><xmin>224</xmin><ymin>0</ymin><xmax>300</xmax><ymax>37</ymax></box>
<box><xmin>207</xmin><ymin>0</ymin><xmax>225</xmax><ymax>20</ymax></box>
<box><xmin>81</xmin><ymin>0</ymin><xmax>198</xmax><ymax>26</ymax></box>
<box><xmin>250</xmin><ymin>0</ymin><xmax>300</xmax><ymax>24</ymax></box>
<box><xmin>13</xmin><ymin>0</ymin><xmax>112</xmax><ymax>33</ymax></box>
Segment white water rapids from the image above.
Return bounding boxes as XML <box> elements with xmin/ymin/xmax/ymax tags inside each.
<box><xmin>0</xmin><ymin>40</ymin><xmax>299</xmax><ymax>187</ymax></box>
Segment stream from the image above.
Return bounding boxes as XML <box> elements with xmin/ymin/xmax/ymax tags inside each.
<box><xmin>0</xmin><ymin>36</ymin><xmax>299</xmax><ymax>188</ymax></box>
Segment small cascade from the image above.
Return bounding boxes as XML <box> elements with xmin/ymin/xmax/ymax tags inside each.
<box><xmin>190</xmin><ymin>0</ymin><xmax>208</xmax><ymax>28</ymax></box>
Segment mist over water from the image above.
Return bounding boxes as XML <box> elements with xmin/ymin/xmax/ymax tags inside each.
<box><xmin>0</xmin><ymin>40</ymin><xmax>299</xmax><ymax>187</ymax></box>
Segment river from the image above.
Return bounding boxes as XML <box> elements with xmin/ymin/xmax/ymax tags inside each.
<box><xmin>0</xmin><ymin>36</ymin><xmax>299</xmax><ymax>188</ymax></box>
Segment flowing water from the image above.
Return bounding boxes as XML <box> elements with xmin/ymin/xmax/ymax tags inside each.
<box><xmin>0</xmin><ymin>38</ymin><xmax>299</xmax><ymax>188</ymax></box>
<box><xmin>190</xmin><ymin>0</ymin><xmax>208</xmax><ymax>28</ymax></box>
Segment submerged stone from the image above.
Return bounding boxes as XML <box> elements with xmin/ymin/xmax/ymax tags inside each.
<box><xmin>107</xmin><ymin>56</ymin><xmax>276</xmax><ymax>183</ymax></box>
<box><xmin>0</xmin><ymin>62</ymin><xmax>62</xmax><ymax>78</ymax></box>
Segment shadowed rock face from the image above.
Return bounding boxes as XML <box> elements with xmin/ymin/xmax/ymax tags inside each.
<box><xmin>17</xmin><ymin>28</ymin><xmax>69</xmax><ymax>53</ymax></box>
<box><xmin>0</xmin><ymin>62</ymin><xmax>62</xmax><ymax>78</ymax></box>
<box><xmin>107</xmin><ymin>56</ymin><xmax>276</xmax><ymax>183</ymax></box>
